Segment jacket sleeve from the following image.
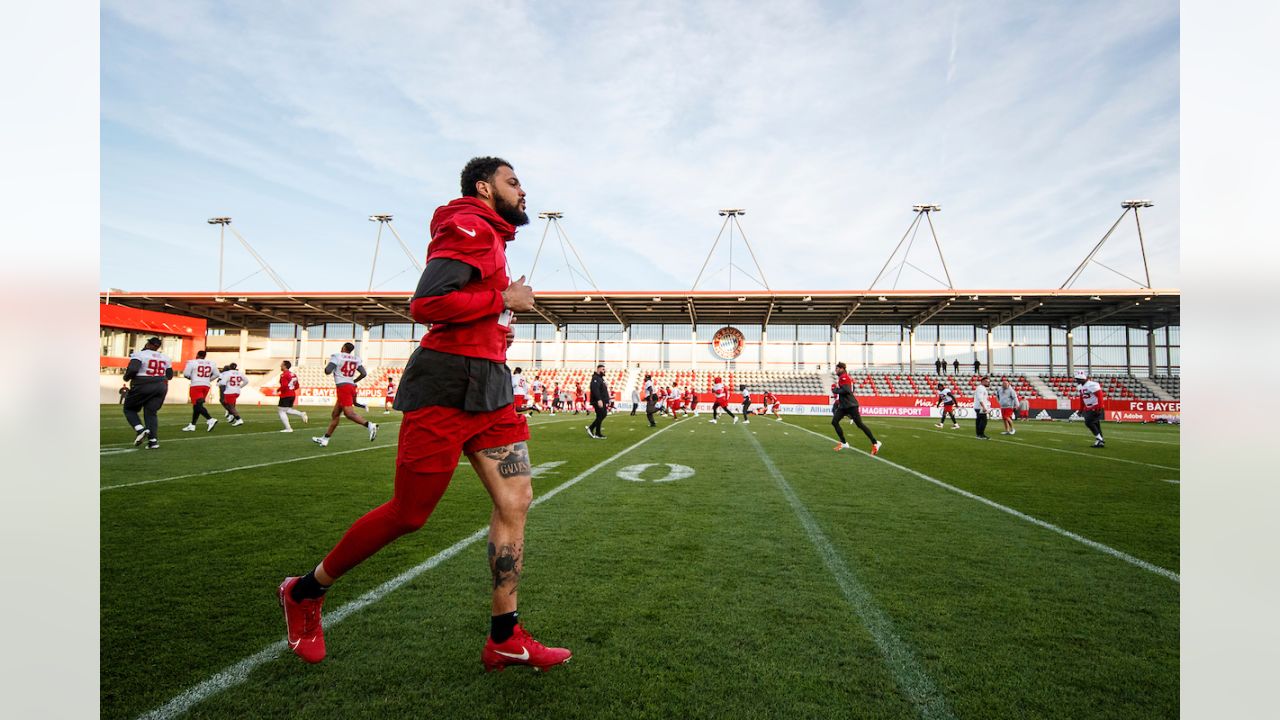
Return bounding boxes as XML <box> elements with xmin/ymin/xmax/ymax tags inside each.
<box><xmin>409</xmin><ymin>257</ymin><xmax>504</xmax><ymax>325</ymax></box>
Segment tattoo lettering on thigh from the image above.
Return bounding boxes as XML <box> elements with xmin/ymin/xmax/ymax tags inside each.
<box><xmin>488</xmin><ymin>541</ymin><xmax>523</xmax><ymax>593</ymax></box>
<box><xmin>485</xmin><ymin>442</ymin><xmax>530</xmax><ymax>479</ymax></box>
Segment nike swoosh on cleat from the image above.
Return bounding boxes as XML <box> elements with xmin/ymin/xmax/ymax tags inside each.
<box><xmin>493</xmin><ymin>647</ymin><xmax>529</xmax><ymax>661</ymax></box>
<box><xmin>457</xmin><ymin>225</ymin><xmax>477</xmax><ymax>237</ymax></box>
<box><xmin>289</xmin><ymin>639</ymin><xmax>301</xmax><ymax>650</ymax></box>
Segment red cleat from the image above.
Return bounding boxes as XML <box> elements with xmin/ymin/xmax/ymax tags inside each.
<box><xmin>278</xmin><ymin>576</ymin><xmax>326</xmax><ymax>663</ymax></box>
<box><xmin>482</xmin><ymin>623</ymin><xmax>572</xmax><ymax>672</ymax></box>
<box><xmin>871</xmin><ymin>441</ymin><xmax>882</xmax><ymax>455</ymax></box>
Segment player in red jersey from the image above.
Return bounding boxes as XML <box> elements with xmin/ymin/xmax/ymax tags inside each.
<box><xmin>685</xmin><ymin>386</ymin><xmax>699</xmax><ymax>416</ymax></box>
<box><xmin>550</xmin><ymin>382</ymin><xmax>562</xmax><ymax>415</ymax></box>
<box><xmin>708</xmin><ymin>376</ymin><xmax>737</xmax><ymax>424</ymax></box>
<box><xmin>280</xmin><ymin>157</ymin><xmax>569</xmax><ymax>672</ymax></box>
<box><xmin>383</xmin><ymin>375</ymin><xmax>397</xmax><ymax>414</ymax></box>
<box><xmin>761</xmin><ymin>389</ymin><xmax>783</xmax><ymax>421</ymax></box>
<box><xmin>573</xmin><ymin>382</ymin><xmax>585</xmax><ymax>414</ymax></box>
<box><xmin>831</xmin><ymin>362</ymin><xmax>880</xmax><ymax>454</ymax></box>
<box><xmin>276</xmin><ymin>360</ymin><xmax>308</xmax><ymax>432</ymax></box>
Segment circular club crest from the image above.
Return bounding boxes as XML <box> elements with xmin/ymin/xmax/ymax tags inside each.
<box><xmin>711</xmin><ymin>326</ymin><xmax>745</xmax><ymax>359</ymax></box>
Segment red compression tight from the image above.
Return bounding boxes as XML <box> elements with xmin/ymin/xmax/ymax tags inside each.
<box><xmin>321</xmin><ymin>464</ymin><xmax>454</xmax><ymax>579</ymax></box>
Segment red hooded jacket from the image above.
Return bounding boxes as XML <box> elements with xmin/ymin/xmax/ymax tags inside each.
<box><xmin>412</xmin><ymin>197</ymin><xmax>516</xmax><ymax>363</ymax></box>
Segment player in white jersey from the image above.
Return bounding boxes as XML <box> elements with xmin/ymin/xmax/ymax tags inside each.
<box><xmin>512</xmin><ymin>367</ymin><xmax>531</xmax><ymax>413</ymax></box>
<box><xmin>1074</xmin><ymin>370</ymin><xmax>1108</xmax><ymax>448</ymax></box>
<box><xmin>220</xmin><ymin>363</ymin><xmax>249</xmax><ymax>426</ymax></box>
<box><xmin>122</xmin><ymin>337</ymin><xmax>173</xmax><ymax>448</ymax></box>
<box><xmin>313</xmin><ymin>342</ymin><xmax>376</xmax><ymax>446</ymax></box>
<box><xmin>531</xmin><ymin>376</ymin><xmax>545</xmax><ymax>412</ymax></box>
<box><xmin>181</xmin><ymin>350</ymin><xmax>220</xmax><ymax>432</ymax></box>
<box><xmin>739</xmin><ymin>385</ymin><xmax>752</xmax><ymax>424</ymax></box>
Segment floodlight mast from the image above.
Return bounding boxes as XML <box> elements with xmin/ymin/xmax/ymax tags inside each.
<box><xmin>207</xmin><ymin>217</ymin><xmax>232</xmax><ymax>294</ymax></box>
<box><xmin>866</xmin><ymin>204</ymin><xmax>954</xmax><ymax>292</ymax></box>
<box><xmin>1061</xmin><ymin>200</ymin><xmax>1156</xmax><ymax>290</ymax></box>
<box><xmin>691</xmin><ymin>209</ymin><xmax>770</xmax><ymax>292</ymax></box>
<box><xmin>366</xmin><ymin>214</ymin><xmax>421</xmax><ymax>292</ymax></box>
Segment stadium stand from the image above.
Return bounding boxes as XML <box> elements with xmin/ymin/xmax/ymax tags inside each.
<box><xmin>1151</xmin><ymin>375</ymin><xmax>1180</xmax><ymax>398</ymax></box>
<box><xmin>1043</xmin><ymin>374</ymin><xmax>1162</xmax><ymax>401</ymax></box>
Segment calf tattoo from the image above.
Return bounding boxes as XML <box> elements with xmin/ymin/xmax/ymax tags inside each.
<box><xmin>480</xmin><ymin>442</ymin><xmax>531</xmax><ymax>479</ymax></box>
<box><xmin>488</xmin><ymin>540</ymin><xmax>524</xmax><ymax>594</ymax></box>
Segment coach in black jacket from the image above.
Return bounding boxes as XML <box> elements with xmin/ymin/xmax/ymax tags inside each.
<box><xmin>587</xmin><ymin>364</ymin><xmax>609</xmax><ymax>439</ymax></box>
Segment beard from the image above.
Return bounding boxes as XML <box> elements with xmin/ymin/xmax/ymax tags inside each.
<box><xmin>495</xmin><ymin>195</ymin><xmax>529</xmax><ymax>226</ymax></box>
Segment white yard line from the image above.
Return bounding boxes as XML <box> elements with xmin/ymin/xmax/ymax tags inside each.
<box><xmin>878</xmin><ymin>418</ymin><xmax>1179</xmax><ymax>472</ymax></box>
<box><xmin>101</xmin><ymin>444</ymin><xmax>398</xmax><ymax>491</ymax></box>
<box><xmin>742</xmin><ymin>429</ymin><xmax>955</xmax><ymax>720</ymax></box>
<box><xmin>134</xmin><ymin>421</ymin><xmax>679</xmax><ymax>720</ymax></box>
<box><xmin>780</xmin><ymin>421</ymin><xmax>1180</xmax><ymax>583</ymax></box>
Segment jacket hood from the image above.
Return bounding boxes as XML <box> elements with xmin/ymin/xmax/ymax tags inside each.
<box><xmin>430</xmin><ymin>197</ymin><xmax>517</xmax><ymax>241</ymax></box>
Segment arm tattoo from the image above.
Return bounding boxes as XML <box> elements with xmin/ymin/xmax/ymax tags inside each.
<box><xmin>479</xmin><ymin>442</ymin><xmax>531</xmax><ymax>479</ymax></box>
<box><xmin>488</xmin><ymin>540</ymin><xmax>524</xmax><ymax>594</ymax></box>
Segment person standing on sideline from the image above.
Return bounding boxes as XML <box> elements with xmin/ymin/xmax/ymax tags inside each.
<box><xmin>181</xmin><ymin>349</ymin><xmax>220</xmax><ymax>432</ymax></box>
<box><xmin>587</xmin><ymin>363</ymin><xmax>609</xmax><ymax>439</ymax></box>
<box><xmin>831</xmin><ymin>362</ymin><xmax>881</xmax><ymax>454</ymax></box>
<box><xmin>122</xmin><ymin>336</ymin><xmax>172</xmax><ymax>449</ymax></box>
<box><xmin>739</xmin><ymin>384</ymin><xmax>752</xmax><ymax>424</ymax></box>
<box><xmin>630</xmin><ymin>385</ymin><xmax>640</xmax><ymax>415</ymax></box>
<box><xmin>1074</xmin><ymin>369</ymin><xmax>1108</xmax><ymax>448</ymax></box>
<box><xmin>276</xmin><ymin>360</ymin><xmax>308</xmax><ymax>432</ymax></box>
<box><xmin>280</xmin><ymin>156</ymin><xmax>570</xmax><ymax>672</ymax></box>
<box><xmin>311</xmin><ymin>342</ymin><xmax>376</xmax><ymax>446</ymax></box>
<box><xmin>118</xmin><ymin>384</ymin><xmax>127</xmax><ymax>404</ymax></box>
<box><xmin>972</xmin><ymin>358</ymin><xmax>981</xmax><ymax>374</ymax></box>
<box><xmin>642</xmin><ymin>373</ymin><xmax>658</xmax><ymax>427</ymax></box>
<box><xmin>953</xmin><ymin>358</ymin><xmax>960</xmax><ymax>374</ymax></box>
<box><xmin>972</xmin><ymin>376</ymin><xmax>992</xmax><ymax>440</ymax></box>
<box><xmin>934</xmin><ymin>358</ymin><xmax>943</xmax><ymax>375</ymax></box>
<box><xmin>220</xmin><ymin>363</ymin><xmax>248</xmax><ymax>426</ymax></box>
<box><xmin>997</xmin><ymin>378</ymin><xmax>1020</xmax><ymax>435</ymax></box>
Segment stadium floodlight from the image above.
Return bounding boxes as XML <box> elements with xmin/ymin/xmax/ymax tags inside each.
<box><xmin>718</xmin><ymin>208</ymin><xmax>746</xmax><ymax>216</ymax></box>
<box><xmin>877</xmin><ymin>295</ymin><xmax>888</xmax><ymax>301</ymax></box>
<box><xmin>1121</xmin><ymin>200</ymin><xmax>1153</xmax><ymax>209</ymax></box>
<box><xmin>802</xmin><ymin>296</ymin><xmax>812</xmax><ymax>302</ymax></box>
<box><xmin>207</xmin><ymin>217</ymin><xmax>231</xmax><ymax>225</ymax></box>
<box><xmin>369</xmin><ymin>214</ymin><xmax>393</xmax><ymax>222</ymax></box>
<box><xmin>737</xmin><ymin>296</ymin><xmax>746</xmax><ymax>301</ymax></box>
<box><xmin>1012</xmin><ymin>295</ymin><xmax>1022</xmax><ymax>301</ymax></box>
<box><xmin>652</xmin><ymin>297</ymin><xmax>662</xmax><ymax>302</ymax></box>
<box><xmin>583</xmin><ymin>295</ymin><xmax>592</xmax><ymax>302</ymax></box>
<box><xmin>1090</xmin><ymin>295</ymin><xmax>1102</xmax><ymax>301</ymax></box>
<box><xmin>912</xmin><ymin>204</ymin><xmax>941</xmax><ymax>213</ymax></box>
<box><xmin>538</xmin><ymin>211</ymin><xmax>563</xmax><ymax>219</ymax></box>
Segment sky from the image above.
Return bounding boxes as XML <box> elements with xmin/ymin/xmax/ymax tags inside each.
<box><xmin>101</xmin><ymin>0</ymin><xmax>1179</xmax><ymax>295</ymax></box>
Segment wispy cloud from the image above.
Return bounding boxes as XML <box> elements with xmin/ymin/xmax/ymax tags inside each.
<box><xmin>101</xmin><ymin>0</ymin><xmax>1179</xmax><ymax>294</ymax></box>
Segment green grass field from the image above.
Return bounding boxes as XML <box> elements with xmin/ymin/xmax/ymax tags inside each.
<box><xmin>101</xmin><ymin>403</ymin><xmax>1179</xmax><ymax>720</ymax></box>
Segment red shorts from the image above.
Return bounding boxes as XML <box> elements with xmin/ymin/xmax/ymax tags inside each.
<box><xmin>533</xmin><ymin>393</ymin><xmax>542</xmax><ymax>404</ymax></box>
<box><xmin>771</xmin><ymin>403</ymin><xmax>782</xmax><ymax>412</ymax></box>
<box><xmin>397</xmin><ymin>403</ymin><xmax>530</xmax><ymax>474</ymax></box>
<box><xmin>669</xmin><ymin>399</ymin><xmax>682</xmax><ymax>411</ymax></box>
<box><xmin>515</xmin><ymin>394</ymin><xmax>527</xmax><ymax>409</ymax></box>
<box><xmin>189</xmin><ymin>385</ymin><xmax>210</xmax><ymax>403</ymax></box>
<box><xmin>1002</xmin><ymin>407</ymin><xmax>1016</xmax><ymax>420</ymax></box>
<box><xmin>336</xmin><ymin>384</ymin><xmax>358</xmax><ymax>408</ymax></box>
<box><xmin>714</xmin><ymin>398</ymin><xmax>729</xmax><ymax>408</ymax></box>
<box><xmin>223</xmin><ymin>393</ymin><xmax>240</xmax><ymax>407</ymax></box>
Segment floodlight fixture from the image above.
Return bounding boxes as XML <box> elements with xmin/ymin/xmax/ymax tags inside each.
<box><xmin>538</xmin><ymin>211</ymin><xmax>564</xmax><ymax>219</ymax></box>
<box><xmin>912</xmin><ymin>204</ymin><xmax>941</xmax><ymax>212</ymax></box>
<box><xmin>1012</xmin><ymin>295</ymin><xmax>1022</xmax><ymax>301</ymax></box>
<box><xmin>369</xmin><ymin>214</ymin><xmax>393</xmax><ymax>222</ymax></box>
<box><xmin>1090</xmin><ymin>295</ymin><xmax>1102</xmax><ymax>301</ymax></box>
<box><xmin>207</xmin><ymin>217</ymin><xmax>231</xmax><ymax>225</ymax></box>
<box><xmin>737</xmin><ymin>296</ymin><xmax>746</xmax><ymax>302</ymax></box>
<box><xmin>1121</xmin><ymin>200</ymin><xmax>1153</xmax><ymax>209</ymax></box>
<box><xmin>718</xmin><ymin>208</ymin><xmax>746</xmax><ymax>216</ymax></box>
<box><xmin>802</xmin><ymin>295</ymin><xmax>812</xmax><ymax>302</ymax></box>
<box><xmin>877</xmin><ymin>295</ymin><xmax>888</xmax><ymax>302</ymax></box>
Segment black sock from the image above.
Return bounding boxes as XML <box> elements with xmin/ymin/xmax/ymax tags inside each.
<box><xmin>490</xmin><ymin>611</ymin><xmax>519</xmax><ymax>642</ymax></box>
<box><xmin>291</xmin><ymin>570</ymin><xmax>330</xmax><ymax>602</ymax></box>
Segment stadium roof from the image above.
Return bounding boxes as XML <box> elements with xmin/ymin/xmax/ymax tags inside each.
<box><xmin>100</xmin><ymin>289</ymin><xmax>1179</xmax><ymax>331</ymax></box>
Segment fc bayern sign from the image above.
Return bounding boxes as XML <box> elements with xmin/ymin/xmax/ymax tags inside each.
<box><xmin>711</xmin><ymin>326</ymin><xmax>745</xmax><ymax>359</ymax></box>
